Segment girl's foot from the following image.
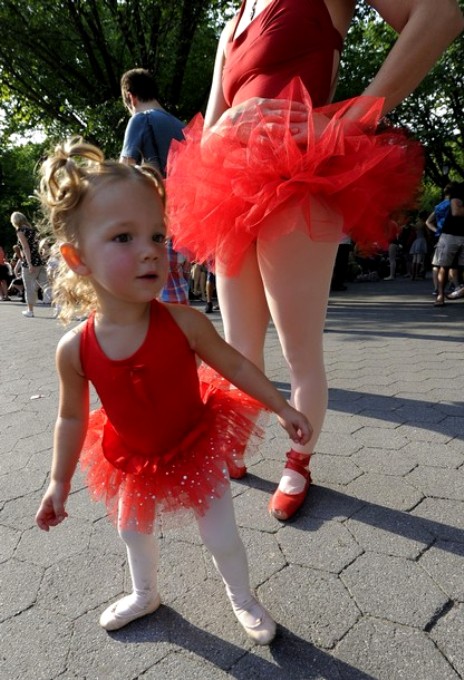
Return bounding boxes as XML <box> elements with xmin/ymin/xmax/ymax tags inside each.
<box><xmin>269</xmin><ymin>451</ymin><xmax>311</xmax><ymax>521</ymax></box>
<box><xmin>233</xmin><ymin>596</ymin><xmax>276</xmax><ymax>645</ymax></box>
<box><xmin>99</xmin><ymin>593</ymin><xmax>161</xmax><ymax>631</ymax></box>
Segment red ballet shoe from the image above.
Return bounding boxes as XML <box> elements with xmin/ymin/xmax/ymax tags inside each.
<box><xmin>227</xmin><ymin>444</ymin><xmax>248</xmax><ymax>479</ymax></box>
<box><xmin>227</xmin><ymin>457</ymin><xmax>248</xmax><ymax>479</ymax></box>
<box><xmin>268</xmin><ymin>451</ymin><xmax>312</xmax><ymax>521</ymax></box>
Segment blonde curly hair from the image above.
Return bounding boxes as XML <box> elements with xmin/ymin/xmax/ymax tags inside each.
<box><xmin>38</xmin><ymin>137</ymin><xmax>165</xmax><ymax>324</ymax></box>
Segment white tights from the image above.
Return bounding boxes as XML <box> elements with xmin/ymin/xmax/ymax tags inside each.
<box><xmin>217</xmin><ymin>221</ymin><xmax>339</xmax><ymax>492</ymax></box>
<box><xmin>117</xmin><ymin>486</ymin><xmax>254</xmax><ymax>616</ymax></box>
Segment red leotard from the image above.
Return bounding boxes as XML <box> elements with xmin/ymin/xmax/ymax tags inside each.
<box><xmin>166</xmin><ymin>0</ymin><xmax>423</xmax><ymax>274</ymax></box>
<box><xmin>79</xmin><ymin>300</ymin><xmax>265</xmax><ymax>530</ymax></box>
<box><xmin>223</xmin><ymin>0</ymin><xmax>343</xmax><ymax>107</ymax></box>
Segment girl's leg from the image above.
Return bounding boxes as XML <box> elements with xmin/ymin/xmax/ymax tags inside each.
<box><xmin>216</xmin><ymin>244</ymin><xmax>270</xmax><ymax>371</ymax></box>
<box><xmin>196</xmin><ymin>485</ymin><xmax>276</xmax><ymax>644</ymax></box>
<box><xmin>257</xmin><ymin>224</ymin><xmax>338</xmax><ymax>505</ymax></box>
<box><xmin>99</xmin><ymin>502</ymin><xmax>160</xmax><ymax>630</ymax></box>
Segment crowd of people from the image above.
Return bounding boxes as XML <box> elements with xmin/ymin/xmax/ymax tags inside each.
<box><xmin>3</xmin><ymin>0</ymin><xmax>463</xmax><ymax>648</ymax></box>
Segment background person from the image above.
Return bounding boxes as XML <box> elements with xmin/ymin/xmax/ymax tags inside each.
<box><xmin>10</xmin><ymin>211</ymin><xmax>50</xmax><ymax>317</ymax></box>
<box><xmin>120</xmin><ymin>68</ymin><xmax>188</xmax><ymax>303</ymax></box>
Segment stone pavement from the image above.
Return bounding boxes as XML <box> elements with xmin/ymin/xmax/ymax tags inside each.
<box><xmin>0</xmin><ymin>277</ymin><xmax>463</xmax><ymax>680</ymax></box>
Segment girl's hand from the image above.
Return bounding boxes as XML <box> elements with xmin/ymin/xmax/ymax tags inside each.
<box><xmin>276</xmin><ymin>403</ymin><xmax>313</xmax><ymax>446</ymax></box>
<box><xmin>35</xmin><ymin>480</ymin><xmax>70</xmax><ymax>531</ymax></box>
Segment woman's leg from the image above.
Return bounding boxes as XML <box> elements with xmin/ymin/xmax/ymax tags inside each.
<box><xmin>197</xmin><ymin>486</ymin><xmax>275</xmax><ymax>644</ymax></box>
<box><xmin>257</xmin><ymin>224</ymin><xmax>338</xmax><ymax>498</ymax></box>
<box><xmin>216</xmin><ymin>244</ymin><xmax>270</xmax><ymax>371</ymax></box>
<box><xmin>22</xmin><ymin>267</ymin><xmax>37</xmax><ymax>313</ymax></box>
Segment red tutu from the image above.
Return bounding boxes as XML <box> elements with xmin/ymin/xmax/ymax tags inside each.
<box><xmin>166</xmin><ymin>79</ymin><xmax>423</xmax><ymax>275</ymax></box>
<box><xmin>80</xmin><ymin>366</ymin><xmax>267</xmax><ymax>531</ymax></box>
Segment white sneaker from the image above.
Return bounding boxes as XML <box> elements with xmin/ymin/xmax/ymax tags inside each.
<box><xmin>384</xmin><ymin>276</ymin><xmax>395</xmax><ymax>281</ymax></box>
<box><xmin>22</xmin><ymin>310</ymin><xmax>34</xmax><ymax>318</ymax></box>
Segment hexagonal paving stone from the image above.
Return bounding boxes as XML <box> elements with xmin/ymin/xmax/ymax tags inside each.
<box><xmin>346</xmin><ymin>473</ymin><xmax>423</xmax><ymax>511</ymax></box>
<box><xmin>352</xmin><ymin>447</ymin><xmax>417</xmax><ymax>476</ymax></box>
<box><xmin>0</xmin><ymin>489</ymin><xmax>45</xmax><ymax>532</ymax></box>
<box><xmin>411</xmin><ymin>498</ymin><xmax>464</xmax><ymax>544</ymax></box>
<box><xmin>277</xmin><ymin>519</ymin><xmax>363</xmax><ymax>574</ymax></box>
<box><xmin>233</xmin><ymin>632</ymin><xmax>343</xmax><ymax>679</ymax></box>
<box><xmin>334</xmin><ymin>617</ymin><xmax>459</xmax><ymax>680</ymax></box>
<box><xmin>143</xmin><ymin>652</ymin><xmax>233</xmax><ymax>679</ymax></box>
<box><xmin>15</xmin><ymin>518</ymin><xmax>90</xmax><ymax>567</ymax></box>
<box><xmin>158</xmin><ymin>540</ymin><xmax>209</xmax><ymax>604</ymax></box>
<box><xmin>304</xmin><ymin>484</ymin><xmax>365</xmax><ymax>523</ymax></box>
<box><xmin>311</xmin><ymin>454</ymin><xmax>362</xmax><ymax>486</ymax></box>
<box><xmin>346</xmin><ymin>504</ymin><xmax>434</xmax><ymax>559</ymax></box>
<box><xmin>341</xmin><ymin>553</ymin><xmax>449</xmax><ymax>628</ymax></box>
<box><xmin>315</xmin><ymin>432</ymin><xmax>362</xmax><ymax>457</ymax></box>
<box><xmin>0</xmin><ymin>525</ymin><xmax>20</xmax><ymax>563</ymax></box>
<box><xmin>400</xmin><ymin>441</ymin><xmax>464</xmax><ymax>469</ymax></box>
<box><xmin>0</xmin><ymin>467</ymin><xmax>48</xmax><ymax>504</ymax></box>
<box><xmin>260</xmin><ymin>564</ymin><xmax>361</xmax><ymax>649</ymax></box>
<box><xmin>0</xmin><ymin>559</ymin><xmax>43</xmax><ymax>622</ymax></box>
<box><xmin>241</xmin><ymin>527</ymin><xmax>286</xmax><ymax>587</ymax></box>
<box><xmin>430</xmin><ymin>603</ymin><xmax>464</xmax><ymax>678</ymax></box>
<box><xmin>0</xmin><ymin>606</ymin><xmax>71</xmax><ymax>680</ymax></box>
<box><xmin>170</xmin><ymin>580</ymin><xmax>256</xmax><ymax>663</ymax></box>
<box><xmin>406</xmin><ymin>467</ymin><xmax>464</xmax><ymax>502</ymax></box>
<box><xmin>352</xmin><ymin>427</ymin><xmax>409</xmax><ymax>450</ymax></box>
<box><xmin>68</xmin><ymin>607</ymin><xmax>173</xmax><ymax>679</ymax></box>
<box><xmin>39</xmin><ymin>552</ymin><xmax>125</xmax><ymax>619</ymax></box>
<box><xmin>419</xmin><ymin>541</ymin><xmax>464</xmax><ymax>601</ymax></box>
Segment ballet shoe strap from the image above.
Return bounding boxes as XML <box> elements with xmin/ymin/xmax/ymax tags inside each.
<box><xmin>286</xmin><ymin>450</ymin><xmax>311</xmax><ymax>471</ymax></box>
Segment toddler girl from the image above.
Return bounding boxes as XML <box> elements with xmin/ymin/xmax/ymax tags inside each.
<box><xmin>35</xmin><ymin>139</ymin><xmax>311</xmax><ymax>644</ymax></box>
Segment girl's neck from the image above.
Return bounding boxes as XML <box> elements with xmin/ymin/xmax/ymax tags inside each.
<box><xmin>93</xmin><ymin>301</ymin><xmax>152</xmax><ymax>361</ymax></box>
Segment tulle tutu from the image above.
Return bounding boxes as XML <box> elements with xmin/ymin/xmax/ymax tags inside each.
<box><xmin>80</xmin><ymin>365</ymin><xmax>267</xmax><ymax>531</ymax></box>
<box><xmin>166</xmin><ymin>79</ymin><xmax>423</xmax><ymax>275</ymax></box>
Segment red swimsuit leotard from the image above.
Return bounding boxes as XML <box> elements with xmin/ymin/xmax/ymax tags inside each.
<box><xmin>166</xmin><ymin>0</ymin><xmax>423</xmax><ymax>274</ymax></box>
<box><xmin>79</xmin><ymin>300</ymin><xmax>265</xmax><ymax>530</ymax></box>
<box><xmin>223</xmin><ymin>0</ymin><xmax>343</xmax><ymax>108</ymax></box>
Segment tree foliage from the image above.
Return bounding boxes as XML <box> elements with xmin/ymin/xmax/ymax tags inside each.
<box><xmin>0</xmin><ymin>0</ymin><xmax>463</xmax><ymax>251</ymax></box>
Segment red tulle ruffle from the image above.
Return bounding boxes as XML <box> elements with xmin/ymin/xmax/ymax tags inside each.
<box><xmin>80</xmin><ymin>365</ymin><xmax>267</xmax><ymax>531</ymax></box>
<box><xmin>166</xmin><ymin>79</ymin><xmax>423</xmax><ymax>275</ymax></box>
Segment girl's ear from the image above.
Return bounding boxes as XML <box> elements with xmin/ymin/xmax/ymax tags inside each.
<box><xmin>60</xmin><ymin>243</ymin><xmax>90</xmax><ymax>276</ymax></box>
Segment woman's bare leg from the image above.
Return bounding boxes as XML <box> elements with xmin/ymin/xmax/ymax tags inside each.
<box><xmin>258</xmin><ymin>225</ymin><xmax>338</xmax><ymax>494</ymax></box>
<box><xmin>216</xmin><ymin>244</ymin><xmax>270</xmax><ymax>371</ymax></box>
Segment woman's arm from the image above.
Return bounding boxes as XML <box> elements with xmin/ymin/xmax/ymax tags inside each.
<box><xmin>204</xmin><ymin>20</ymin><xmax>236</xmax><ymax>129</ymax></box>
<box><xmin>36</xmin><ymin>331</ymin><xmax>89</xmax><ymax>531</ymax></box>
<box><xmin>425</xmin><ymin>211</ymin><xmax>437</xmax><ymax>234</ymax></box>
<box><xmin>362</xmin><ymin>0</ymin><xmax>464</xmax><ymax>114</ymax></box>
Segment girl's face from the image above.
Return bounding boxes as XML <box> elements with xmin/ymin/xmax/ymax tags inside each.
<box><xmin>74</xmin><ymin>178</ymin><xmax>168</xmax><ymax>306</ymax></box>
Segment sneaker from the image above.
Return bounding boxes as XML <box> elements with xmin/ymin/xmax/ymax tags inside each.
<box><xmin>204</xmin><ymin>302</ymin><xmax>213</xmax><ymax>314</ymax></box>
<box><xmin>384</xmin><ymin>276</ymin><xmax>395</xmax><ymax>281</ymax></box>
<box><xmin>22</xmin><ymin>310</ymin><xmax>34</xmax><ymax>318</ymax></box>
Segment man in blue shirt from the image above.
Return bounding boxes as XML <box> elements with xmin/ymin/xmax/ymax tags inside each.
<box><xmin>120</xmin><ymin>69</ymin><xmax>189</xmax><ymax>304</ymax></box>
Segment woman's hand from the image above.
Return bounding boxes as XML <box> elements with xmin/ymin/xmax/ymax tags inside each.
<box><xmin>276</xmin><ymin>403</ymin><xmax>313</xmax><ymax>446</ymax></box>
<box><xmin>209</xmin><ymin>97</ymin><xmax>311</xmax><ymax>145</ymax></box>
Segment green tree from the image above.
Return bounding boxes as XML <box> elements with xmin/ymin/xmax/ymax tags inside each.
<box><xmin>0</xmin><ymin>0</ymin><xmax>235</xmax><ymax>154</ymax></box>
